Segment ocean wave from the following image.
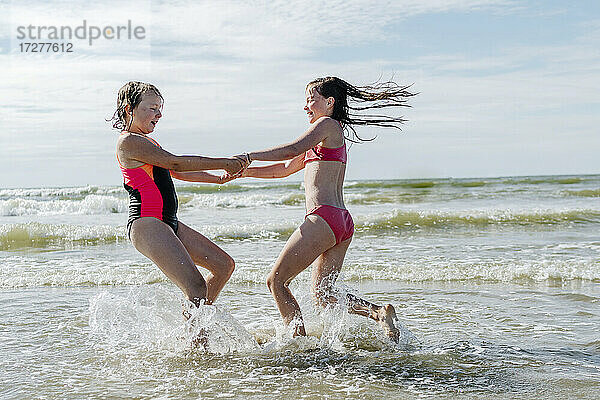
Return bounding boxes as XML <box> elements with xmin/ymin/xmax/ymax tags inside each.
<box><xmin>2</xmin><ymin>208</ymin><xmax>597</xmax><ymax>251</ymax></box>
<box><xmin>0</xmin><ymin>220</ymin><xmax>296</xmax><ymax>251</ymax></box>
<box><xmin>0</xmin><ymin>257</ymin><xmax>253</xmax><ymax>288</ymax></box>
<box><xmin>182</xmin><ymin>193</ymin><xmax>303</xmax><ymax>209</ymax></box>
<box><xmin>0</xmin><ymin>223</ymin><xmax>125</xmax><ymax>251</ymax></box>
<box><xmin>0</xmin><ymin>256</ymin><xmax>166</xmax><ymax>288</ymax></box>
<box><xmin>280</xmin><ymin>193</ymin><xmax>305</xmax><ymax>206</ymax></box>
<box><xmin>2</xmin><ymin>256</ymin><xmax>598</xmax><ymax>288</ymax></box>
<box><xmin>356</xmin><ymin>208</ymin><xmax>600</xmax><ymax>232</ymax></box>
<box><xmin>176</xmin><ymin>182</ymin><xmax>301</xmax><ymax>194</ymax></box>
<box><xmin>340</xmin><ymin>259</ymin><xmax>600</xmax><ymax>283</ymax></box>
<box><xmin>0</xmin><ymin>195</ymin><xmax>127</xmax><ymax>216</ymax></box>
<box><xmin>502</xmin><ymin>176</ymin><xmax>584</xmax><ymax>185</ymax></box>
<box><xmin>202</xmin><ymin>222</ymin><xmax>297</xmax><ymax>241</ymax></box>
<box><xmin>346</xmin><ymin>193</ymin><xmax>427</xmax><ymax>205</ymax></box>
<box><xmin>176</xmin><ymin>184</ymin><xmax>251</xmax><ymax>194</ymax></box>
<box><xmin>562</xmin><ymin>189</ymin><xmax>600</xmax><ymax>198</ymax></box>
<box><xmin>0</xmin><ymin>185</ymin><xmax>121</xmax><ymax>198</ymax></box>
<box><xmin>450</xmin><ymin>180</ymin><xmax>487</xmax><ymax>188</ymax></box>
<box><xmin>0</xmin><ymin>192</ymin><xmax>304</xmax><ymax>215</ymax></box>
<box><xmin>345</xmin><ymin>181</ymin><xmax>436</xmax><ymax>189</ymax></box>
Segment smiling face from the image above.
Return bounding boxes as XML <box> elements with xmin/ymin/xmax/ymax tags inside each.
<box><xmin>127</xmin><ymin>92</ymin><xmax>163</xmax><ymax>134</ymax></box>
<box><xmin>304</xmin><ymin>86</ymin><xmax>334</xmax><ymax>123</ymax></box>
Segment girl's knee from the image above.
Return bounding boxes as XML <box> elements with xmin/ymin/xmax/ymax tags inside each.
<box><xmin>220</xmin><ymin>255</ymin><xmax>235</xmax><ymax>279</ymax></box>
<box><xmin>266</xmin><ymin>273</ymin><xmax>276</xmax><ymax>293</ymax></box>
<box><xmin>266</xmin><ymin>271</ymin><xmax>287</xmax><ymax>293</ymax></box>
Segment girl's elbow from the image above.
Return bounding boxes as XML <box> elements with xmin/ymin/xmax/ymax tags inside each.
<box><xmin>167</xmin><ymin>157</ymin><xmax>186</xmax><ymax>171</ymax></box>
<box><xmin>289</xmin><ymin>145</ymin><xmax>303</xmax><ymax>158</ymax></box>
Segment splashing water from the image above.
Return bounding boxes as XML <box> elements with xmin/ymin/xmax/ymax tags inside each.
<box><xmin>87</xmin><ymin>285</ymin><xmax>416</xmax><ymax>359</ymax></box>
<box><xmin>182</xmin><ymin>299</ymin><xmax>260</xmax><ymax>354</ymax></box>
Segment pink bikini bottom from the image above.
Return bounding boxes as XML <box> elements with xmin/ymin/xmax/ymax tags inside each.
<box><xmin>306</xmin><ymin>205</ymin><xmax>354</xmax><ymax>245</ymax></box>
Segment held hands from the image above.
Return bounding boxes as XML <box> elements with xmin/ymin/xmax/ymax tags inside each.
<box><xmin>216</xmin><ymin>173</ymin><xmax>237</xmax><ymax>184</ymax></box>
<box><xmin>224</xmin><ymin>153</ymin><xmax>251</xmax><ymax>177</ymax></box>
<box><xmin>231</xmin><ymin>153</ymin><xmax>252</xmax><ymax>178</ymax></box>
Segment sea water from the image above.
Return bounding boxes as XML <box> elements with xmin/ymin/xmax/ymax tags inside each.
<box><xmin>1</xmin><ymin>175</ymin><xmax>599</xmax><ymax>399</ymax></box>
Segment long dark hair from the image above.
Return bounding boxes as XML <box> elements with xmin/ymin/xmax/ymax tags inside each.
<box><xmin>307</xmin><ymin>77</ymin><xmax>415</xmax><ymax>142</ymax></box>
<box><xmin>109</xmin><ymin>81</ymin><xmax>163</xmax><ymax>131</ymax></box>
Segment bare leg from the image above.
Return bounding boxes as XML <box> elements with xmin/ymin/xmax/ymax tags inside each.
<box><xmin>266</xmin><ymin>215</ymin><xmax>336</xmax><ymax>336</ymax></box>
<box><xmin>176</xmin><ymin>222</ymin><xmax>235</xmax><ymax>304</ymax></box>
<box><xmin>311</xmin><ymin>237</ymin><xmax>401</xmax><ymax>342</ymax></box>
<box><xmin>129</xmin><ymin>218</ymin><xmax>207</xmax><ymax>303</ymax></box>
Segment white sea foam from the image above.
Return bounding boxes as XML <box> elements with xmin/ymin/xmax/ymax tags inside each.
<box><xmin>190</xmin><ymin>220</ymin><xmax>298</xmax><ymax>242</ymax></box>
<box><xmin>0</xmin><ymin>185</ymin><xmax>121</xmax><ymax>198</ymax></box>
<box><xmin>0</xmin><ymin>195</ymin><xmax>127</xmax><ymax>216</ymax></box>
<box><xmin>341</xmin><ymin>258</ymin><xmax>600</xmax><ymax>282</ymax></box>
<box><xmin>89</xmin><ymin>288</ymin><xmax>258</xmax><ymax>354</ymax></box>
<box><xmin>87</xmin><ymin>286</ymin><xmax>412</xmax><ymax>357</ymax></box>
<box><xmin>184</xmin><ymin>193</ymin><xmax>300</xmax><ymax>209</ymax></box>
<box><xmin>88</xmin><ymin>289</ymin><xmax>181</xmax><ymax>352</ymax></box>
<box><xmin>183</xmin><ymin>300</ymin><xmax>260</xmax><ymax>353</ymax></box>
<box><xmin>0</xmin><ymin>256</ymin><xmax>163</xmax><ymax>288</ymax></box>
<box><xmin>2</xmin><ymin>254</ymin><xmax>599</xmax><ymax>289</ymax></box>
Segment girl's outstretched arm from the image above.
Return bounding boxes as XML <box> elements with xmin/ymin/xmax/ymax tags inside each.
<box><xmin>248</xmin><ymin>117</ymin><xmax>337</xmax><ymax>161</ymax></box>
<box><xmin>171</xmin><ymin>171</ymin><xmax>235</xmax><ymax>184</ymax></box>
<box><xmin>242</xmin><ymin>154</ymin><xmax>305</xmax><ymax>179</ymax></box>
<box><xmin>118</xmin><ymin>133</ymin><xmax>245</xmax><ymax>175</ymax></box>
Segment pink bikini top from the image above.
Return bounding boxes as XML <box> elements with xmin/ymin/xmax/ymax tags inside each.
<box><xmin>304</xmin><ymin>143</ymin><xmax>347</xmax><ymax>164</ymax></box>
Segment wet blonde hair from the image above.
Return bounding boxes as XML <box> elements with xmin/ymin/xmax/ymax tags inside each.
<box><xmin>109</xmin><ymin>81</ymin><xmax>163</xmax><ymax>131</ymax></box>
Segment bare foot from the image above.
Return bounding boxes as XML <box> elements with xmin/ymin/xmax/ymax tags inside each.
<box><xmin>376</xmin><ymin>304</ymin><xmax>400</xmax><ymax>343</ymax></box>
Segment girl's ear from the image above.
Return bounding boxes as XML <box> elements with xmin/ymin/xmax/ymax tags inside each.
<box><xmin>124</xmin><ymin>104</ymin><xmax>132</xmax><ymax>116</ymax></box>
<box><xmin>327</xmin><ymin>97</ymin><xmax>335</xmax><ymax>108</ymax></box>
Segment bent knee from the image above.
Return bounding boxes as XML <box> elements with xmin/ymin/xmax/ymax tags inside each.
<box><xmin>266</xmin><ymin>273</ymin><xmax>276</xmax><ymax>293</ymax></box>
<box><xmin>223</xmin><ymin>256</ymin><xmax>235</xmax><ymax>278</ymax></box>
<box><xmin>266</xmin><ymin>271</ymin><xmax>288</xmax><ymax>293</ymax></box>
<box><xmin>208</xmin><ymin>254</ymin><xmax>235</xmax><ymax>280</ymax></box>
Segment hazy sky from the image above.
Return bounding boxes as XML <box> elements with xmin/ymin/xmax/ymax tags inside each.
<box><xmin>1</xmin><ymin>0</ymin><xmax>598</xmax><ymax>188</ymax></box>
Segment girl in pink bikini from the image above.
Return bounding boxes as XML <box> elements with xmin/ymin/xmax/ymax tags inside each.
<box><xmin>237</xmin><ymin>77</ymin><xmax>415</xmax><ymax>341</ymax></box>
<box><xmin>111</xmin><ymin>81</ymin><xmax>247</xmax><ymax>311</ymax></box>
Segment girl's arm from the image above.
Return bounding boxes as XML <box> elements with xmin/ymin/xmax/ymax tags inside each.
<box><xmin>248</xmin><ymin>117</ymin><xmax>338</xmax><ymax>161</ymax></box>
<box><xmin>118</xmin><ymin>134</ymin><xmax>245</xmax><ymax>175</ymax></box>
<box><xmin>242</xmin><ymin>153</ymin><xmax>305</xmax><ymax>179</ymax></box>
<box><xmin>171</xmin><ymin>171</ymin><xmax>235</xmax><ymax>184</ymax></box>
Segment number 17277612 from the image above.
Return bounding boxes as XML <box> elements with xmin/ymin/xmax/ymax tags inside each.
<box><xmin>19</xmin><ymin>42</ymin><xmax>74</xmax><ymax>53</ymax></box>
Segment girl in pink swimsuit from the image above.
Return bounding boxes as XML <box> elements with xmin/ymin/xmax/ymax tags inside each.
<box><xmin>112</xmin><ymin>81</ymin><xmax>247</xmax><ymax>313</ymax></box>
<box><xmin>236</xmin><ymin>77</ymin><xmax>415</xmax><ymax>342</ymax></box>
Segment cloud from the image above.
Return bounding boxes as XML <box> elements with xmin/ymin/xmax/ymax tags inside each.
<box><xmin>1</xmin><ymin>0</ymin><xmax>598</xmax><ymax>186</ymax></box>
<box><xmin>5</xmin><ymin>0</ymin><xmax>519</xmax><ymax>60</ymax></box>
<box><xmin>147</xmin><ymin>0</ymin><xmax>519</xmax><ymax>61</ymax></box>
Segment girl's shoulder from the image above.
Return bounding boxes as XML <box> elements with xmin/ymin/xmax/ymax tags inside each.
<box><xmin>313</xmin><ymin>117</ymin><xmax>344</xmax><ymax>147</ymax></box>
<box><xmin>118</xmin><ymin>132</ymin><xmax>158</xmax><ymax>148</ymax></box>
<box><xmin>117</xmin><ymin>131</ymin><xmax>134</xmax><ymax>144</ymax></box>
<box><xmin>314</xmin><ymin>116</ymin><xmax>341</xmax><ymax>129</ymax></box>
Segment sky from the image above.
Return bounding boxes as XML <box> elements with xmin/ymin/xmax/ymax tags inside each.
<box><xmin>0</xmin><ymin>0</ymin><xmax>599</xmax><ymax>188</ymax></box>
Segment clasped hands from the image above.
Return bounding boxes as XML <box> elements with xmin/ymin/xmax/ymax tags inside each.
<box><xmin>221</xmin><ymin>153</ymin><xmax>252</xmax><ymax>182</ymax></box>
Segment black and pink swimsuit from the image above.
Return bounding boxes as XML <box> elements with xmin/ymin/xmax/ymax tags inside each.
<box><xmin>117</xmin><ymin>135</ymin><xmax>178</xmax><ymax>237</ymax></box>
